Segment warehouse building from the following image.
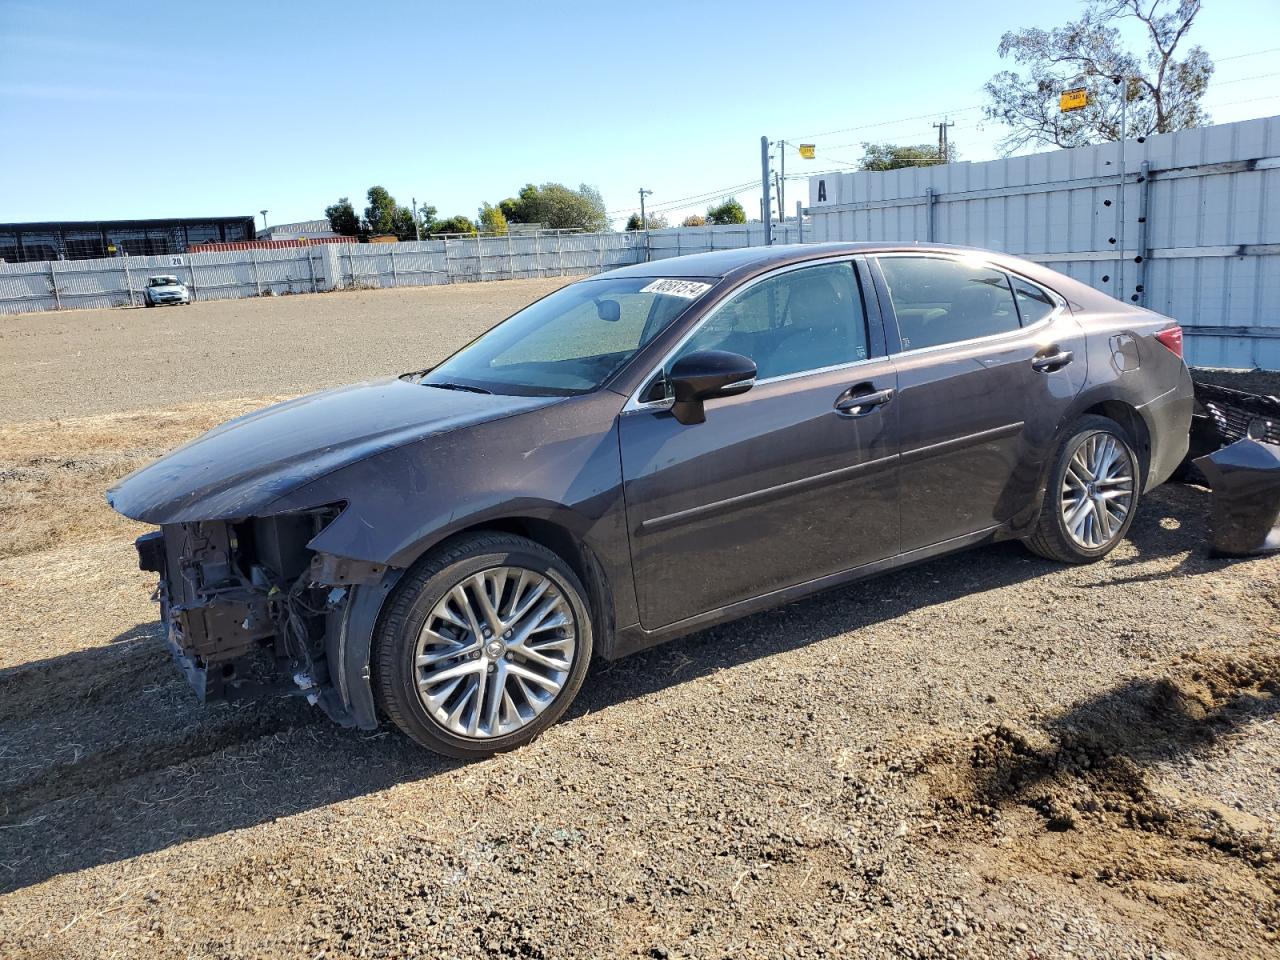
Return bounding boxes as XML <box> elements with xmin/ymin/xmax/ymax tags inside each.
<box><xmin>0</xmin><ymin>216</ymin><xmax>257</xmax><ymax>262</ymax></box>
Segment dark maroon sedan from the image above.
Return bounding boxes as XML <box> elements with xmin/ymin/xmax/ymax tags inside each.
<box><xmin>110</xmin><ymin>243</ymin><xmax>1193</xmax><ymax>757</ymax></box>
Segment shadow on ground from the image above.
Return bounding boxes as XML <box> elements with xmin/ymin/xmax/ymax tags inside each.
<box><xmin>0</xmin><ymin>484</ymin><xmax>1260</xmax><ymax>893</ymax></box>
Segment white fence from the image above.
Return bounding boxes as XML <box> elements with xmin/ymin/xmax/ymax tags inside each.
<box><xmin>806</xmin><ymin>114</ymin><xmax>1280</xmax><ymax>371</ymax></box>
<box><xmin>0</xmin><ymin>224</ymin><xmax>803</xmax><ymax>316</ymax></box>
<box><xmin>647</xmin><ymin>222</ymin><xmax>803</xmax><ymax>260</ymax></box>
<box><xmin>0</xmin><ymin>246</ymin><xmax>332</xmax><ymax>313</ymax></box>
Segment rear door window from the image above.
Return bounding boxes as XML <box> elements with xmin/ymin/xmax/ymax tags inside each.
<box><xmin>877</xmin><ymin>256</ymin><xmax>1020</xmax><ymax>351</ymax></box>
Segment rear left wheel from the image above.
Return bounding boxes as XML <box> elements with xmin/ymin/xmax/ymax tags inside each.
<box><xmin>372</xmin><ymin>533</ymin><xmax>593</xmax><ymax>758</ymax></box>
<box><xmin>1025</xmin><ymin>415</ymin><xmax>1140</xmax><ymax>563</ymax></box>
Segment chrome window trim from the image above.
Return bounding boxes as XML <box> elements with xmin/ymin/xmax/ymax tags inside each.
<box><xmin>871</xmin><ymin>251</ymin><xmax>1068</xmax><ymax>360</ymax></box>
<box><xmin>622</xmin><ymin>255</ymin><xmax>871</xmax><ymax>414</ymax></box>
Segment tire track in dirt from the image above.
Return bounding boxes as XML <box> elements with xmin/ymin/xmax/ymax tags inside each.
<box><xmin>0</xmin><ymin>621</ymin><xmax>321</xmax><ymax>823</ymax></box>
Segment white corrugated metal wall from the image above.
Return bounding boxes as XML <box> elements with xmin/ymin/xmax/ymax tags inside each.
<box><xmin>806</xmin><ymin>115</ymin><xmax>1280</xmax><ymax>371</ymax></box>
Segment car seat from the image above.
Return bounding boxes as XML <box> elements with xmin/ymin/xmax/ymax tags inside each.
<box><xmin>767</xmin><ymin>274</ymin><xmax>850</xmax><ymax>378</ymax></box>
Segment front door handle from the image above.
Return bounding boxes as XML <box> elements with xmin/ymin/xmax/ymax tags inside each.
<box><xmin>835</xmin><ymin>387</ymin><xmax>895</xmax><ymax>417</ymax></box>
<box><xmin>1031</xmin><ymin>349</ymin><xmax>1074</xmax><ymax>372</ymax></box>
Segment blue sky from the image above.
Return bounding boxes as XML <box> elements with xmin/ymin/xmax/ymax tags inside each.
<box><xmin>2</xmin><ymin>0</ymin><xmax>1278</xmax><ymax>230</ymax></box>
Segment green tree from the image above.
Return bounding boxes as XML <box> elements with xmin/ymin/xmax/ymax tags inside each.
<box><xmin>362</xmin><ymin>186</ymin><xmax>399</xmax><ymax>235</ymax></box>
<box><xmin>624</xmin><ymin>212</ymin><xmax>669</xmax><ymax>231</ymax></box>
<box><xmin>858</xmin><ymin>142</ymin><xmax>955</xmax><ymax>171</ymax></box>
<box><xmin>984</xmin><ymin>0</ymin><xmax>1212</xmax><ymax>153</ymax></box>
<box><xmin>429</xmin><ymin>215</ymin><xmax>477</xmax><ymax>236</ymax></box>
<box><xmin>706</xmin><ymin>199</ymin><xmax>746</xmax><ymax>225</ymax></box>
<box><xmin>494</xmin><ymin>182</ymin><xmax>609</xmax><ymax>232</ymax></box>
<box><xmin>324</xmin><ymin>197</ymin><xmax>360</xmax><ymax>236</ymax></box>
<box><xmin>390</xmin><ymin>205</ymin><xmax>420</xmax><ymax>240</ymax></box>
<box><xmin>478</xmin><ymin>202</ymin><xmax>508</xmax><ymax>235</ymax></box>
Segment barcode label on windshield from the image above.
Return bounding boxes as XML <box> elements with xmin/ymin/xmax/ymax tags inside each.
<box><xmin>640</xmin><ymin>279</ymin><xmax>712</xmax><ymax>299</ymax></box>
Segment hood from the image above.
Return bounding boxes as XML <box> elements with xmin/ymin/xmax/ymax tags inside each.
<box><xmin>107</xmin><ymin>377</ymin><xmax>559</xmax><ymax>523</ymax></box>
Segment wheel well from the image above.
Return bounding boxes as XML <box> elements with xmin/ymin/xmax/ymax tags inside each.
<box><xmin>431</xmin><ymin>517</ymin><xmax>615</xmax><ymax>654</ymax></box>
<box><xmin>1081</xmin><ymin>400</ymin><xmax>1151</xmax><ymax>484</ymax></box>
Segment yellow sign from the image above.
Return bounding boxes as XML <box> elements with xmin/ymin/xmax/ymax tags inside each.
<box><xmin>798</xmin><ymin>143</ymin><xmax>816</xmax><ymax>159</ymax></box>
<box><xmin>1060</xmin><ymin>87</ymin><xmax>1088</xmax><ymax>112</ymax></box>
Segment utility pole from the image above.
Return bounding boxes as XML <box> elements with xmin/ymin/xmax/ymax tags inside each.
<box><xmin>411</xmin><ymin>197</ymin><xmax>422</xmax><ymax>241</ymax></box>
<box><xmin>1114</xmin><ymin>75</ymin><xmax>1129</xmax><ymax>299</ymax></box>
<box><xmin>778</xmin><ymin>140</ymin><xmax>786</xmax><ymax>222</ymax></box>
<box><xmin>932</xmin><ymin>118</ymin><xmax>954</xmax><ymax>163</ymax></box>
<box><xmin>760</xmin><ymin>135</ymin><xmax>773</xmax><ymax>245</ymax></box>
<box><xmin>638</xmin><ymin>187</ymin><xmax>653</xmax><ymax>261</ymax></box>
<box><xmin>259</xmin><ymin>209</ymin><xmax>269</xmax><ymax>233</ymax></box>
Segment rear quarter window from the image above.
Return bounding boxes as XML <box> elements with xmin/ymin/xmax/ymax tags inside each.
<box><xmin>1010</xmin><ymin>277</ymin><xmax>1058</xmax><ymax>325</ymax></box>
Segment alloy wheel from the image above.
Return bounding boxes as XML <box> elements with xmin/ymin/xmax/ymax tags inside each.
<box><xmin>414</xmin><ymin>566</ymin><xmax>577</xmax><ymax>739</ymax></box>
<box><xmin>1060</xmin><ymin>432</ymin><xmax>1135</xmax><ymax>549</ymax></box>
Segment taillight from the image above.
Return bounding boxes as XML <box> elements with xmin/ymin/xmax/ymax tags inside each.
<box><xmin>1155</xmin><ymin>325</ymin><xmax>1184</xmax><ymax>359</ymax></box>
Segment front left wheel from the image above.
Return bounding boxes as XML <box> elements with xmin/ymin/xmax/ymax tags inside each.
<box><xmin>372</xmin><ymin>533</ymin><xmax>593</xmax><ymax>758</ymax></box>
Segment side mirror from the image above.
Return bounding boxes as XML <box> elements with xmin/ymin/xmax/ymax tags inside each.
<box><xmin>668</xmin><ymin>350</ymin><xmax>756</xmax><ymax>425</ymax></box>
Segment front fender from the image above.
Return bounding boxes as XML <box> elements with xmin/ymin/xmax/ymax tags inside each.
<box><xmin>322</xmin><ymin>569</ymin><xmax>404</xmax><ymax>730</ymax></box>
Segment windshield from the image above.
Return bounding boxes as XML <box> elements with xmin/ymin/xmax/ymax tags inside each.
<box><xmin>149</xmin><ymin>277</ymin><xmax>178</xmax><ymax>287</ymax></box>
<box><xmin>421</xmin><ymin>275</ymin><xmax>714</xmax><ymax>396</ymax></box>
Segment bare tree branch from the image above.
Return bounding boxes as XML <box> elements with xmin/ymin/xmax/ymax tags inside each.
<box><xmin>983</xmin><ymin>0</ymin><xmax>1212</xmax><ymax>154</ymax></box>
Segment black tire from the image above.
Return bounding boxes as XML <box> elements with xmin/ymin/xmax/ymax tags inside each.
<box><xmin>1024</xmin><ymin>415</ymin><xmax>1141</xmax><ymax>564</ymax></box>
<box><xmin>372</xmin><ymin>532</ymin><xmax>593</xmax><ymax>758</ymax></box>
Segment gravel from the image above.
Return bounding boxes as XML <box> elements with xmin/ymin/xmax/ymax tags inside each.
<box><xmin>0</xmin><ymin>282</ymin><xmax>1277</xmax><ymax>959</ymax></box>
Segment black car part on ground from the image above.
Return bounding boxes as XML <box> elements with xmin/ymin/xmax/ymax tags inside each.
<box><xmin>1174</xmin><ymin>381</ymin><xmax>1280</xmax><ymax>556</ymax></box>
<box><xmin>1193</xmin><ymin>439</ymin><xmax>1280</xmax><ymax>557</ymax></box>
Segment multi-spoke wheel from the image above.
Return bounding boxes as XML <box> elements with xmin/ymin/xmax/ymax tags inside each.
<box><xmin>1026</xmin><ymin>416</ymin><xmax>1142</xmax><ymax>563</ymax></box>
<box><xmin>416</xmin><ymin>568</ymin><xmax>576</xmax><ymax>739</ymax></box>
<box><xmin>373</xmin><ymin>533</ymin><xmax>592</xmax><ymax>757</ymax></box>
<box><xmin>1060</xmin><ymin>432</ymin><xmax>1135</xmax><ymax>549</ymax></box>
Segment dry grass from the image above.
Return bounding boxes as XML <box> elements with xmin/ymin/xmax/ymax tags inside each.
<box><xmin>0</xmin><ymin>396</ymin><xmax>288</xmax><ymax>558</ymax></box>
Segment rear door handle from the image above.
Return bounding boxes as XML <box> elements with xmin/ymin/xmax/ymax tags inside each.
<box><xmin>835</xmin><ymin>387</ymin><xmax>895</xmax><ymax>417</ymax></box>
<box><xmin>1031</xmin><ymin>350</ymin><xmax>1074</xmax><ymax>372</ymax></box>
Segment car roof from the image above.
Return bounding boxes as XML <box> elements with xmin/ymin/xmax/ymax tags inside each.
<box><xmin>598</xmin><ymin>242</ymin><xmax>1022</xmax><ymax>280</ymax></box>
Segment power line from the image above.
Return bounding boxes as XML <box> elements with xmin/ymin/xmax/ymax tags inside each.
<box><xmin>776</xmin><ymin>46</ymin><xmax>1278</xmax><ymax>149</ymax></box>
<box><xmin>1210</xmin><ymin>70</ymin><xmax>1280</xmax><ymax>88</ymax></box>
<box><xmin>1215</xmin><ymin>46</ymin><xmax>1280</xmax><ymax>62</ymax></box>
<box><xmin>613</xmin><ymin>48</ymin><xmax>1280</xmax><ymax>222</ymax></box>
<box><xmin>606</xmin><ymin>177</ymin><xmax>760</xmax><ymax>217</ymax></box>
<box><xmin>782</xmin><ymin>104</ymin><xmax>984</xmax><ymax>144</ymax></box>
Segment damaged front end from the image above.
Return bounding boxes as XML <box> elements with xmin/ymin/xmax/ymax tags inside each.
<box><xmin>133</xmin><ymin>507</ymin><xmax>392</xmax><ymax>727</ymax></box>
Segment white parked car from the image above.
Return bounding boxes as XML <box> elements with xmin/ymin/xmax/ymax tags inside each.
<box><xmin>144</xmin><ymin>275</ymin><xmax>192</xmax><ymax>307</ymax></box>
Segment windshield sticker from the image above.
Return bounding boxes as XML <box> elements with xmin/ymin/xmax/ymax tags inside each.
<box><xmin>640</xmin><ymin>279</ymin><xmax>713</xmax><ymax>299</ymax></box>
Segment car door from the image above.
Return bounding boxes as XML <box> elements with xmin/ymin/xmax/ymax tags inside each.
<box><xmin>618</xmin><ymin>258</ymin><xmax>900</xmax><ymax>630</ymax></box>
<box><xmin>871</xmin><ymin>254</ymin><xmax>1087</xmax><ymax>552</ymax></box>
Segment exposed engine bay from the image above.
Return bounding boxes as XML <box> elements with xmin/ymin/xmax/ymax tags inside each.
<box><xmin>134</xmin><ymin>508</ymin><xmax>390</xmax><ymax>725</ymax></box>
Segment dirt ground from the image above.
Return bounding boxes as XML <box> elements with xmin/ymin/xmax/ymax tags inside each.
<box><xmin>1</xmin><ymin>282</ymin><xmax>1278</xmax><ymax>959</ymax></box>
<box><xmin>0</xmin><ymin>279</ymin><xmax>572</xmax><ymax>422</ymax></box>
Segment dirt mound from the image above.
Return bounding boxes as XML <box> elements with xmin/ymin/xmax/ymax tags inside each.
<box><xmin>924</xmin><ymin>648</ymin><xmax>1280</xmax><ymax>948</ymax></box>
